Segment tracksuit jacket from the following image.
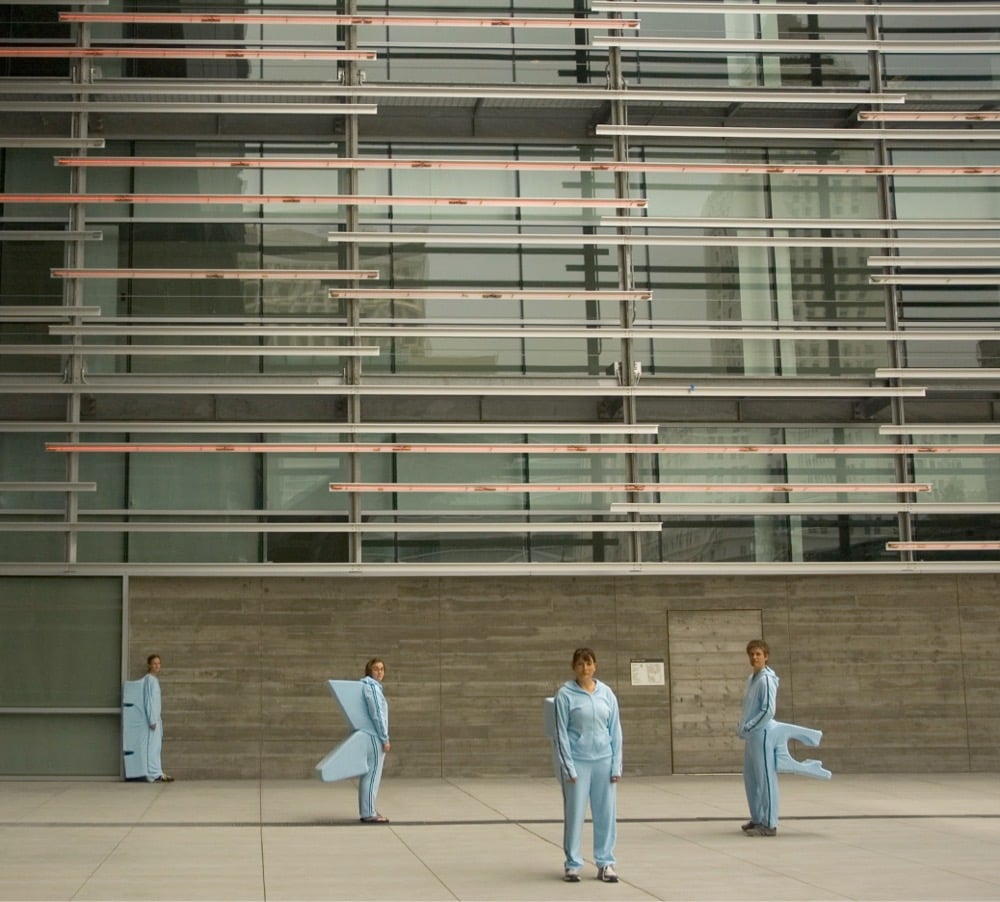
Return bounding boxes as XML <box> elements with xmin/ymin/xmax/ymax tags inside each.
<box><xmin>554</xmin><ymin>679</ymin><xmax>623</xmax><ymax>780</ymax></box>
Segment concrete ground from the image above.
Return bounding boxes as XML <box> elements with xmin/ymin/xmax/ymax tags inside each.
<box><xmin>1</xmin><ymin>774</ymin><xmax>998</xmax><ymax>901</ymax></box>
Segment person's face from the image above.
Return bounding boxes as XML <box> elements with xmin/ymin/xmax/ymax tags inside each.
<box><xmin>573</xmin><ymin>656</ymin><xmax>596</xmax><ymax>683</ymax></box>
<box><xmin>369</xmin><ymin>661</ymin><xmax>385</xmax><ymax>682</ymax></box>
<box><xmin>747</xmin><ymin>647</ymin><xmax>768</xmax><ymax>674</ymax></box>
<box><xmin>148</xmin><ymin>657</ymin><xmax>161</xmax><ymax>675</ymax></box>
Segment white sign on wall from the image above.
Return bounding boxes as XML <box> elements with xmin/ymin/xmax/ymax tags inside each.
<box><xmin>630</xmin><ymin>658</ymin><xmax>665</xmax><ymax>686</ymax></box>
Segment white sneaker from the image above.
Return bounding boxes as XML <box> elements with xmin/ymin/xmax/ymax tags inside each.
<box><xmin>597</xmin><ymin>865</ymin><xmax>619</xmax><ymax>883</ymax></box>
<box><xmin>564</xmin><ymin>868</ymin><xmax>581</xmax><ymax>883</ymax></box>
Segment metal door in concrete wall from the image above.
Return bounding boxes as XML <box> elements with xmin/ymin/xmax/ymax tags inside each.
<box><xmin>667</xmin><ymin>609</ymin><xmax>763</xmax><ymax>774</ymax></box>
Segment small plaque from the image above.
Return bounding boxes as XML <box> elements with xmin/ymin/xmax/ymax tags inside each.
<box><xmin>630</xmin><ymin>658</ymin><xmax>665</xmax><ymax>686</ymax></box>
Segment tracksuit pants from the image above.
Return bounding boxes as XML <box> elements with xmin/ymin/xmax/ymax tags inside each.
<box><xmin>561</xmin><ymin>756</ymin><xmax>617</xmax><ymax>870</ymax></box>
<box><xmin>146</xmin><ymin>723</ymin><xmax>164</xmax><ymax>781</ymax></box>
<box><xmin>744</xmin><ymin>728</ymin><xmax>779</xmax><ymax>829</ymax></box>
<box><xmin>358</xmin><ymin>733</ymin><xmax>385</xmax><ymax>819</ymax></box>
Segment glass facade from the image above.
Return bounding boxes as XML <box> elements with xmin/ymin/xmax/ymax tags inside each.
<box><xmin>0</xmin><ymin>577</ymin><xmax>121</xmax><ymax>776</ymax></box>
<box><xmin>1</xmin><ymin>1</ymin><xmax>1000</xmax><ymax>574</ymax></box>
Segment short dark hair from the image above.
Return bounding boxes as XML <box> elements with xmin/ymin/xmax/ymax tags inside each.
<box><xmin>572</xmin><ymin>647</ymin><xmax>596</xmax><ymax>666</ymax></box>
<box><xmin>364</xmin><ymin>657</ymin><xmax>385</xmax><ymax>676</ymax></box>
<box><xmin>746</xmin><ymin>639</ymin><xmax>769</xmax><ymax>656</ymax></box>
<box><xmin>146</xmin><ymin>654</ymin><xmax>160</xmax><ymax>669</ymax></box>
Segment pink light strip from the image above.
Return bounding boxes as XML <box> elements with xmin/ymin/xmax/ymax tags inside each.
<box><xmin>50</xmin><ymin>268</ymin><xmax>379</xmax><ymax>280</ymax></box>
<box><xmin>54</xmin><ymin>157</ymin><xmax>1000</xmax><ymax>176</ymax></box>
<box><xmin>0</xmin><ymin>47</ymin><xmax>376</xmax><ymax>60</ymax></box>
<box><xmin>16</xmin><ymin>345</ymin><xmax>380</xmax><ymax>357</ymax></box>
<box><xmin>859</xmin><ymin>111</ymin><xmax>1000</xmax><ymax>122</ymax></box>
<box><xmin>2</xmin><ymin>193</ymin><xmax>643</xmax><ymax>209</ymax></box>
<box><xmin>59</xmin><ymin>11</ymin><xmax>640</xmax><ymax>29</ymax></box>
<box><xmin>327</xmin><ymin>482</ymin><xmax>931</xmax><ymax>493</ymax></box>
<box><xmin>326</xmin><ymin>289</ymin><xmax>651</xmax><ymax>301</ymax></box>
<box><xmin>43</xmin><ymin>442</ymin><xmax>1000</xmax><ymax>455</ymax></box>
<box><xmin>887</xmin><ymin>541</ymin><xmax>1000</xmax><ymax>550</ymax></box>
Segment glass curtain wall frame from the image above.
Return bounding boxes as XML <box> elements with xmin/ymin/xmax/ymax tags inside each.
<box><xmin>2</xmin><ymin>4</ymin><xmax>1000</xmax><ymax>572</ymax></box>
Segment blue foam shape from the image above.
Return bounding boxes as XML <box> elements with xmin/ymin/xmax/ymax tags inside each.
<box><xmin>542</xmin><ymin>697</ymin><xmax>561</xmax><ymax>780</ymax></box>
<box><xmin>315</xmin><ymin>730</ymin><xmax>373</xmax><ymax>782</ymax></box>
<box><xmin>326</xmin><ymin>679</ymin><xmax>378</xmax><ymax>735</ymax></box>
<box><xmin>767</xmin><ymin>720</ymin><xmax>832</xmax><ymax>780</ymax></box>
<box><xmin>121</xmin><ymin>679</ymin><xmax>149</xmax><ymax>780</ymax></box>
<box><xmin>314</xmin><ymin>680</ymin><xmax>380</xmax><ymax>783</ymax></box>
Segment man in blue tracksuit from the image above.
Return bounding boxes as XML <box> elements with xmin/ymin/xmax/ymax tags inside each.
<box><xmin>738</xmin><ymin>639</ymin><xmax>779</xmax><ymax>836</ymax></box>
<box><xmin>358</xmin><ymin>657</ymin><xmax>391</xmax><ymax>823</ymax></box>
<box><xmin>554</xmin><ymin>647</ymin><xmax>623</xmax><ymax>883</ymax></box>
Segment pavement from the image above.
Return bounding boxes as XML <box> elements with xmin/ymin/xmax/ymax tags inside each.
<box><xmin>1</xmin><ymin>773</ymin><xmax>999</xmax><ymax>901</ymax></box>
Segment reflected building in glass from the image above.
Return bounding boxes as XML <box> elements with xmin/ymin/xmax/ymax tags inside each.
<box><xmin>2</xmin><ymin>2</ymin><xmax>1000</xmax><ymax>779</ymax></box>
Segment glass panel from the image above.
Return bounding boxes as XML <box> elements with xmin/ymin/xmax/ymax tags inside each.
<box><xmin>391</xmin><ymin>447</ymin><xmax>525</xmax><ymax>513</ymax></box>
<box><xmin>769</xmin><ymin>150</ymin><xmax>886</xmax><ymax>376</ymax></box>
<box><xmin>619</xmin><ymin>9</ymin><xmax>870</xmax><ymax>90</ymax></box>
<box><xmin>264</xmin><ymin>435</ymin><xmax>350</xmax><ymax>563</ymax></box>
<box><xmin>0</xmin><ymin>714</ymin><xmax>120</xmax><ymax>777</ymax></box>
<box><xmin>0</xmin><ymin>576</ymin><xmax>122</xmax><ymax>707</ymax></box>
<box><xmin>0</xmin><ymin>5</ymin><xmax>70</xmax><ymax>77</ymax></box>
<box><xmin>639</xmin><ymin>149</ymin><xmax>769</xmax><ymax>366</ymax></box>
<box><xmin>633</xmin><ymin>145</ymin><xmax>888</xmax><ymax>376</ymax></box>
<box><xmin>797</xmin><ymin>516</ymin><xmax>898</xmax><ymax>563</ymax></box>
<box><xmin>391</xmin><ymin>533</ymin><xmax>528</xmax><ymax>564</ymax></box>
<box><xmin>910</xmin><ymin>514</ymin><xmax>1000</xmax><ymax>562</ymax></box>
<box><xmin>883</xmin><ymin>16</ymin><xmax>1000</xmax><ymax>89</ymax></box>
<box><xmin>530</xmin><ymin>530</ymin><xmax>627</xmax><ymax>563</ymax></box>
<box><xmin>0</xmin><ymin>433</ymin><xmax>66</xmax><ymax>509</ymax></box>
<box><xmin>0</xmin><ymin>149</ymin><xmax>74</xmax><ymax>375</ymax></box>
<box><xmin>0</xmin><ymin>432</ymin><xmax>127</xmax><ymax>563</ymax></box>
<box><xmin>891</xmin><ymin>148</ymin><xmax>1000</xmax><ymax>373</ymax></box>
<box><xmin>127</xmin><ymin>437</ymin><xmax>259</xmax><ymax>563</ymax></box>
<box><xmin>912</xmin><ymin>454</ymin><xmax>1000</xmax><ymax>504</ymax></box>
<box><xmin>376</xmin><ymin>242</ymin><xmax>523</xmax><ymax>375</ymax></box>
<box><xmin>636</xmin><ymin>426</ymin><xmax>909</xmax><ymax>563</ymax></box>
<box><xmin>658</xmin><ymin>519</ymin><xmax>789</xmax><ymax>564</ymax></box>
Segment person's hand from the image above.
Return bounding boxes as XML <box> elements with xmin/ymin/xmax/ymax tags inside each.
<box><xmin>383</xmin><ymin>742</ymin><xmax>391</xmax><ymax>752</ymax></box>
<box><xmin>149</xmin><ymin>724</ymin><xmax>157</xmax><ymax>731</ymax></box>
<box><xmin>611</xmin><ymin>775</ymin><xmax>620</xmax><ymax>782</ymax></box>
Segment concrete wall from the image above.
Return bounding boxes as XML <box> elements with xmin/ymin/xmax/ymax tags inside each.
<box><xmin>127</xmin><ymin>574</ymin><xmax>1000</xmax><ymax>779</ymax></box>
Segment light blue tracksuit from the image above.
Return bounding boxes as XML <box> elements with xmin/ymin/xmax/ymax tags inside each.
<box><xmin>359</xmin><ymin>675</ymin><xmax>389</xmax><ymax>819</ymax></box>
<box><xmin>554</xmin><ymin>679</ymin><xmax>623</xmax><ymax>871</ymax></box>
<box><xmin>738</xmin><ymin>665</ymin><xmax>779</xmax><ymax>828</ymax></box>
<box><xmin>141</xmin><ymin>673</ymin><xmax>164</xmax><ymax>782</ymax></box>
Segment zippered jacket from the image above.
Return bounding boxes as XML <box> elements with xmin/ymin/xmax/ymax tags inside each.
<box><xmin>554</xmin><ymin>679</ymin><xmax>623</xmax><ymax>781</ymax></box>
<box><xmin>142</xmin><ymin>673</ymin><xmax>161</xmax><ymax>727</ymax></box>
<box><xmin>361</xmin><ymin>675</ymin><xmax>389</xmax><ymax>744</ymax></box>
<box><xmin>739</xmin><ymin>666</ymin><xmax>778</xmax><ymax>739</ymax></box>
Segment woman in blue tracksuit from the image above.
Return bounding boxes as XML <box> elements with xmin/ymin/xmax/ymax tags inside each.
<box><xmin>554</xmin><ymin>647</ymin><xmax>623</xmax><ymax>883</ymax></box>
<box><xmin>359</xmin><ymin>657</ymin><xmax>391</xmax><ymax>823</ymax></box>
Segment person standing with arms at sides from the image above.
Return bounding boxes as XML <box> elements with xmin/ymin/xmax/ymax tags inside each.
<box><xmin>359</xmin><ymin>657</ymin><xmax>391</xmax><ymax>823</ymax></box>
<box><xmin>738</xmin><ymin>639</ymin><xmax>778</xmax><ymax>836</ymax></box>
<box><xmin>142</xmin><ymin>654</ymin><xmax>173</xmax><ymax>783</ymax></box>
<box><xmin>554</xmin><ymin>647</ymin><xmax>623</xmax><ymax>883</ymax></box>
